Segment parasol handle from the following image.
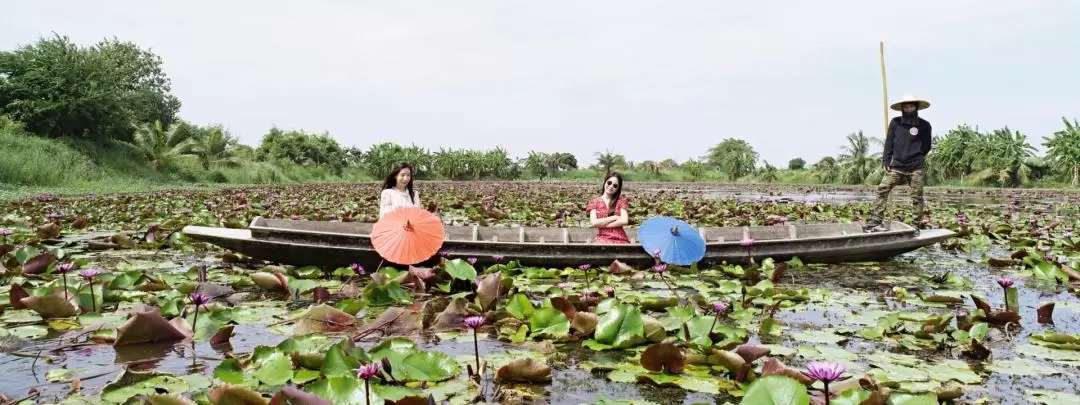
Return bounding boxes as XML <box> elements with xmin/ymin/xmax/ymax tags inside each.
<box><xmin>670</xmin><ymin>225</ymin><xmax>680</xmax><ymax>236</ymax></box>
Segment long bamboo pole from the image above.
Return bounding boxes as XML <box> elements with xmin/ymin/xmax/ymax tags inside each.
<box><xmin>879</xmin><ymin>41</ymin><xmax>889</xmax><ymax>140</ymax></box>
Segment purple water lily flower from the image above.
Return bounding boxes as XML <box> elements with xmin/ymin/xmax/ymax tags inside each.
<box><xmin>996</xmin><ymin>278</ymin><xmax>1014</xmax><ymax>288</ymax></box>
<box><xmin>578</xmin><ymin>264</ymin><xmax>591</xmax><ymax>271</ymax></box>
<box><xmin>79</xmin><ymin>268</ymin><xmax>103</xmax><ymax>280</ymax></box>
<box><xmin>806</xmin><ymin>361</ymin><xmax>846</xmax><ymax>404</ymax></box>
<box><xmin>492</xmin><ymin>255</ymin><xmax>505</xmax><ymax>262</ymax></box>
<box><xmin>463</xmin><ymin>316</ymin><xmax>486</xmax><ymax>378</ymax></box>
<box><xmin>652</xmin><ymin>264</ymin><xmax>668</xmax><ymax>273</ymax></box>
<box><xmin>467</xmin><ymin>257</ymin><xmax>477</xmax><ymax>265</ymax></box>
<box><xmin>0</xmin><ymin>228</ymin><xmax>11</xmax><ymax>237</ymax></box>
<box><xmin>79</xmin><ymin>268</ymin><xmax>104</xmax><ymax>313</ymax></box>
<box><xmin>806</xmin><ymin>361</ymin><xmax>845</xmax><ymax>382</ymax></box>
<box><xmin>712</xmin><ymin>301</ymin><xmax>728</xmax><ymax>313</ymax></box>
<box><xmin>604</xmin><ymin>286</ymin><xmax>615</xmax><ymax>297</ymax></box>
<box><xmin>356</xmin><ymin>362</ymin><xmax>381</xmax><ymax>405</ymax></box>
<box><xmin>350</xmin><ymin>263</ymin><xmax>365</xmax><ymax>276</ymax></box>
<box><xmin>356</xmin><ymin>363</ymin><xmax>381</xmax><ymax>379</ymax></box>
<box><xmin>740</xmin><ymin>237</ymin><xmax>755</xmax><ymax>248</ymax></box>
<box><xmin>190</xmin><ymin>292</ymin><xmax>211</xmax><ymax>307</ymax></box>
<box><xmin>557</xmin><ymin>282</ymin><xmax>571</xmax><ymax>290</ymax></box>
<box><xmin>463</xmin><ymin>316</ymin><xmax>486</xmax><ymax>330</ymax></box>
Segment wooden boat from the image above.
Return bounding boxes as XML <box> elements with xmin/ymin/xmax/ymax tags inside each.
<box><xmin>180</xmin><ymin>217</ymin><xmax>957</xmax><ymax>269</ymax></box>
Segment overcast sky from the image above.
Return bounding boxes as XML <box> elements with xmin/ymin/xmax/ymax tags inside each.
<box><xmin>3</xmin><ymin>1</ymin><xmax>1078</xmax><ymax>166</ymax></box>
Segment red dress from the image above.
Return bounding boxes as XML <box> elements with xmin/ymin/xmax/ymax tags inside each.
<box><xmin>586</xmin><ymin>197</ymin><xmax>630</xmax><ymax>244</ymax></box>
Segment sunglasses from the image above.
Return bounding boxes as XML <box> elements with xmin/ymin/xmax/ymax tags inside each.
<box><xmin>606</xmin><ymin>180</ymin><xmax>620</xmax><ymax>187</ymax></box>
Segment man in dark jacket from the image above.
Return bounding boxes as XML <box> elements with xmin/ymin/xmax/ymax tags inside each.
<box><xmin>865</xmin><ymin>94</ymin><xmax>933</xmax><ymax>232</ymax></box>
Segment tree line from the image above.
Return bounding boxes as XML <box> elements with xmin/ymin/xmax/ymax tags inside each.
<box><xmin>2</xmin><ymin>34</ymin><xmax>1079</xmax><ymax>187</ymax></box>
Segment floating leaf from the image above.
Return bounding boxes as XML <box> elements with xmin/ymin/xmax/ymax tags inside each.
<box><xmin>529</xmin><ymin>307</ymin><xmax>570</xmax><ymax>339</ymax></box>
<box><xmin>209</xmin><ymin>384</ymin><xmax>269</xmax><ymax>405</ymax></box>
<box><xmin>113</xmin><ymin>308</ymin><xmax>190</xmax><ymax>346</ymax></box>
<box><xmin>740</xmin><ymin>375</ymin><xmax>810</xmax><ymax>405</ymax></box>
<box><xmin>269</xmin><ymin>386</ymin><xmax>332</xmax><ymax>405</ymax></box>
<box><xmin>640</xmin><ymin>342</ymin><xmax>685</xmax><ymax>374</ymax></box>
<box><xmin>20</xmin><ymin>292</ymin><xmax>78</xmax><ymax>319</ymax></box>
<box><xmin>444</xmin><ymin>259</ymin><xmax>477</xmax><ymax>281</ymax></box>
<box><xmin>101</xmin><ymin>370</ymin><xmax>191</xmax><ymax>403</ymax></box>
<box><xmin>506</xmin><ymin>294</ymin><xmax>535</xmax><ymax>320</ymax></box>
<box><xmin>494</xmin><ymin>358</ymin><xmax>552</xmax><ymax>383</ymax></box>
<box><xmin>475</xmin><ymin>271</ymin><xmax>501</xmax><ymax>311</ymax></box>
<box><xmin>593</xmin><ymin>303</ymin><xmax>645</xmax><ymax>348</ymax></box>
<box><xmin>292</xmin><ymin>304</ymin><xmax>357</xmax><ymax>336</ymax></box>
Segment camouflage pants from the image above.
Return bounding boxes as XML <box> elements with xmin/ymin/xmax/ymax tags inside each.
<box><xmin>868</xmin><ymin>168</ymin><xmax>925</xmax><ymax>224</ymax></box>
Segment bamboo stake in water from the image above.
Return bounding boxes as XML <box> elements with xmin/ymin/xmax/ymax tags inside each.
<box><xmin>879</xmin><ymin>41</ymin><xmax>889</xmax><ymax>140</ymax></box>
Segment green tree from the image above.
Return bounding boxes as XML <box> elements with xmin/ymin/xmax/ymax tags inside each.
<box><xmin>1043</xmin><ymin>117</ymin><xmax>1080</xmax><ymax>186</ymax></box>
<box><xmin>705</xmin><ymin>138</ymin><xmax>758</xmax><ymax>180</ymax></box>
<box><xmin>594</xmin><ymin>149</ymin><xmax>626</xmax><ymax>175</ymax></box>
<box><xmin>189</xmin><ymin>125</ymin><xmax>240</xmax><ymax>170</ymax></box>
<box><xmin>838</xmin><ymin>130</ymin><xmax>881</xmax><ymax>185</ymax></box>
<box><xmin>811</xmin><ymin>156</ymin><xmax>840</xmax><ymax>183</ymax></box>
<box><xmin>927</xmin><ymin>124</ymin><xmax>981</xmax><ymax>183</ymax></box>
<box><xmin>130</xmin><ymin>120</ymin><xmax>194</xmax><ymax>170</ymax></box>
<box><xmin>787</xmin><ymin>158</ymin><xmax>806</xmax><ymax>170</ymax></box>
<box><xmin>0</xmin><ymin>34</ymin><xmax>179</xmax><ymax>141</ymax></box>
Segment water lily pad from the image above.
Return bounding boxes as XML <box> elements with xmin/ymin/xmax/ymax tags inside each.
<box><xmin>791</xmin><ymin>329</ymin><xmax>847</xmax><ymax>344</ymax></box>
<box><xmin>444</xmin><ymin>259</ymin><xmax>477</xmax><ymax>281</ymax></box>
<box><xmin>253</xmin><ymin>351</ymin><xmax>295</xmax><ymax>386</ymax></box>
<box><xmin>10</xmin><ymin>325</ymin><xmax>48</xmax><ymax>339</ymax></box>
<box><xmin>100</xmin><ymin>370</ymin><xmax>191</xmax><ymax>403</ymax></box>
<box><xmin>984</xmin><ymin>357</ymin><xmax>1066</xmax><ymax>376</ymax></box>
<box><xmin>1024</xmin><ymin>389</ymin><xmax>1080</xmax><ymax>405</ymax></box>
<box><xmin>740</xmin><ymin>375</ymin><xmax>810</xmax><ymax>405</ymax></box>
<box><xmin>529</xmin><ymin>307</ymin><xmax>570</xmax><ymax>339</ymax></box>
<box><xmin>494</xmin><ymin>358</ymin><xmax>552</xmax><ymax>383</ymax></box>
<box><xmin>593</xmin><ymin>303</ymin><xmax>645</xmax><ymax>348</ymax></box>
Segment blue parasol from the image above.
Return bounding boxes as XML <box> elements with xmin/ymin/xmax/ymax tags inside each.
<box><xmin>637</xmin><ymin>216</ymin><xmax>706</xmax><ymax>266</ymax></box>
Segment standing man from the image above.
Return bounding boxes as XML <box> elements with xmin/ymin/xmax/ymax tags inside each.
<box><xmin>864</xmin><ymin>93</ymin><xmax>933</xmax><ymax>232</ymax></box>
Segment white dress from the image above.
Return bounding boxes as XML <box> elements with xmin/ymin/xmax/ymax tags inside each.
<box><xmin>379</xmin><ymin>188</ymin><xmax>421</xmax><ymax>218</ymax></box>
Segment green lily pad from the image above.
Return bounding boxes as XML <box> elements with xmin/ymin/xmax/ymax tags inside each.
<box><xmin>529</xmin><ymin>307</ymin><xmax>570</xmax><ymax>339</ymax></box>
<box><xmin>593</xmin><ymin>303</ymin><xmax>645</xmax><ymax>348</ymax></box>
<box><xmin>740</xmin><ymin>375</ymin><xmax>810</xmax><ymax>405</ymax></box>
<box><xmin>444</xmin><ymin>259</ymin><xmax>477</xmax><ymax>281</ymax></box>
<box><xmin>1024</xmin><ymin>389</ymin><xmax>1080</xmax><ymax>405</ymax></box>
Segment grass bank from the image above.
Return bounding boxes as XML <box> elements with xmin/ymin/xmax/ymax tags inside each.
<box><xmin>0</xmin><ymin>122</ymin><xmax>379</xmax><ymax>200</ymax></box>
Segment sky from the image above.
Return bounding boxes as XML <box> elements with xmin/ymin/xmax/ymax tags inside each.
<box><xmin>3</xmin><ymin>0</ymin><xmax>1079</xmax><ymax>167</ymax></box>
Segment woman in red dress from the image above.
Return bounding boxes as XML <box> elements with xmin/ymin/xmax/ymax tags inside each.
<box><xmin>585</xmin><ymin>172</ymin><xmax>631</xmax><ymax>244</ymax></box>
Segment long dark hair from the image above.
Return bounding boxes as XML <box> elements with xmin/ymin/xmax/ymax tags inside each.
<box><xmin>382</xmin><ymin>162</ymin><xmax>416</xmax><ymax>204</ymax></box>
<box><xmin>602</xmin><ymin>172</ymin><xmax>624</xmax><ymax>213</ymax></box>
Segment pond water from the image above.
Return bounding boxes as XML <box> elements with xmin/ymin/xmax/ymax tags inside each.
<box><xmin>2</xmin><ymin>185</ymin><xmax>1079</xmax><ymax>404</ymax></box>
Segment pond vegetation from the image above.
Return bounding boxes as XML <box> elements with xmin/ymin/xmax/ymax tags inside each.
<box><xmin>1</xmin><ymin>182</ymin><xmax>1079</xmax><ymax>404</ymax></box>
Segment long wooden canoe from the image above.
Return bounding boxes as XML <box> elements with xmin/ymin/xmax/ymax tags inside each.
<box><xmin>180</xmin><ymin>217</ymin><xmax>956</xmax><ymax>268</ymax></box>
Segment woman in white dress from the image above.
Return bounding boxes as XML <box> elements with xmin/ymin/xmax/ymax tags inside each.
<box><xmin>378</xmin><ymin>162</ymin><xmax>421</xmax><ymax>218</ymax></box>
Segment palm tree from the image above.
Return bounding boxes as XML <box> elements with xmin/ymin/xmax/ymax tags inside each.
<box><xmin>811</xmin><ymin>156</ymin><xmax>840</xmax><ymax>183</ymax></box>
<box><xmin>838</xmin><ymin>131</ymin><xmax>882</xmax><ymax>185</ymax></box>
<box><xmin>130</xmin><ymin>120</ymin><xmax>195</xmax><ymax>170</ymax></box>
<box><xmin>594</xmin><ymin>150</ymin><xmax>625</xmax><ymax>175</ymax></box>
<box><xmin>189</xmin><ymin>126</ymin><xmax>240</xmax><ymax>170</ymax></box>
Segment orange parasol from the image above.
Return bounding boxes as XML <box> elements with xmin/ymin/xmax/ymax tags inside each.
<box><xmin>371</xmin><ymin>207</ymin><xmax>445</xmax><ymax>265</ymax></box>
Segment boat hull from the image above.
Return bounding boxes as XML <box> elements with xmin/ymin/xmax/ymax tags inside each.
<box><xmin>180</xmin><ymin>218</ymin><xmax>957</xmax><ymax>269</ymax></box>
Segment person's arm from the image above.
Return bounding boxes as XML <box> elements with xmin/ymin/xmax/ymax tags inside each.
<box><xmin>605</xmin><ymin>199</ymin><xmax>630</xmax><ymax>227</ymax></box>
<box><xmin>882</xmin><ymin>120</ymin><xmax>896</xmax><ymax>170</ymax></box>
<box><xmin>378</xmin><ymin>189</ymin><xmax>393</xmax><ymax>218</ymax></box>
<box><xmin>590</xmin><ymin>210</ymin><xmax>618</xmax><ymax>227</ymax></box>
<box><xmin>921</xmin><ymin>122</ymin><xmax>933</xmax><ymax>155</ymax></box>
<box><xmin>586</xmin><ymin>199</ymin><xmax>617</xmax><ymax>227</ymax></box>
